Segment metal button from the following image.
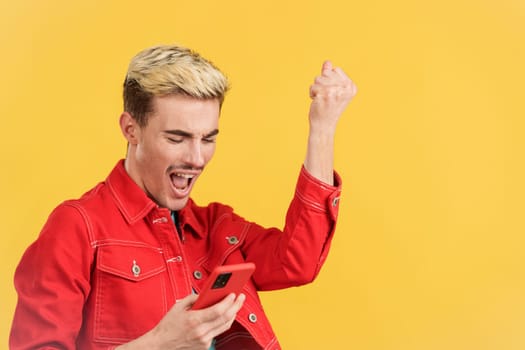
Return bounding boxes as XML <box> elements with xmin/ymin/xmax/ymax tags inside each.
<box><xmin>332</xmin><ymin>196</ymin><xmax>340</xmax><ymax>207</ymax></box>
<box><xmin>248</xmin><ymin>313</ymin><xmax>257</xmax><ymax>323</ymax></box>
<box><xmin>167</xmin><ymin>256</ymin><xmax>183</xmax><ymax>263</ymax></box>
<box><xmin>132</xmin><ymin>260</ymin><xmax>141</xmax><ymax>277</ymax></box>
<box><xmin>193</xmin><ymin>270</ymin><xmax>203</xmax><ymax>280</ymax></box>
<box><xmin>227</xmin><ymin>236</ymin><xmax>239</xmax><ymax>245</ymax></box>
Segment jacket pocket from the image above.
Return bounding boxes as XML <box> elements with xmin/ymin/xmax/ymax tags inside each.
<box><xmin>92</xmin><ymin>243</ymin><xmax>167</xmax><ymax>344</ymax></box>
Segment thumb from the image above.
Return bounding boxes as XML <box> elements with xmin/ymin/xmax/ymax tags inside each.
<box><xmin>176</xmin><ymin>293</ymin><xmax>199</xmax><ymax>310</ymax></box>
<box><xmin>322</xmin><ymin>60</ymin><xmax>333</xmax><ymax>73</ymax></box>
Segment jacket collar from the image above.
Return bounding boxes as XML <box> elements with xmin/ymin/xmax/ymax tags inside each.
<box><xmin>106</xmin><ymin>160</ymin><xmax>156</xmax><ymax>225</ymax></box>
<box><xmin>106</xmin><ymin>160</ymin><xmax>205</xmax><ymax>236</ymax></box>
<box><xmin>179</xmin><ymin>198</ymin><xmax>205</xmax><ymax>238</ymax></box>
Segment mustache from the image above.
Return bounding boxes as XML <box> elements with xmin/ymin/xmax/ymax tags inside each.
<box><xmin>167</xmin><ymin>164</ymin><xmax>204</xmax><ymax>173</ymax></box>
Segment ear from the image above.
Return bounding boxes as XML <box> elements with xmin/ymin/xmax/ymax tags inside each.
<box><xmin>119</xmin><ymin>112</ymin><xmax>140</xmax><ymax>145</ymax></box>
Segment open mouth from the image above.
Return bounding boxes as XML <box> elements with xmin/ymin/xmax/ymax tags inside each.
<box><xmin>169</xmin><ymin>172</ymin><xmax>195</xmax><ymax>192</ymax></box>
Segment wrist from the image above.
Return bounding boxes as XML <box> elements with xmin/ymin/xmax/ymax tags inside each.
<box><xmin>307</xmin><ymin>126</ymin><xmax>336</xmax><ymax>148</ymax></box>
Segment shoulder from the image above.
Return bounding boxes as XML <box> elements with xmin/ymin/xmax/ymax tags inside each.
<box><xmin>37</xmin><ymin>181</ymin><xmax>109</xmax><ymax>241</ymax></box>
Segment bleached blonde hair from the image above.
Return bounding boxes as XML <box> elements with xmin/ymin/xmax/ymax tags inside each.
<box><xmin>123</xmin><ymin>44</ymin><xmax>229</xmax><ymax>127</ymax></box>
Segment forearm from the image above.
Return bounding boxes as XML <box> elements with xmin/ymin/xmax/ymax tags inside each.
<box><xmin>115</xmin><ymin>331</ymin><xmax>159</xmax><ymax>350</ymax></box>
<box><xmin>303</xmin><ymin>124</ymin><xmax>336</xmax><ymax>185</ymax></box>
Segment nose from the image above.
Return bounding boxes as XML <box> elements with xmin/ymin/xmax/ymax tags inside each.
<box><xmin>183</xmin><ymin>140</ymin><xmax>205</xmax><ymax>168</ymax></box>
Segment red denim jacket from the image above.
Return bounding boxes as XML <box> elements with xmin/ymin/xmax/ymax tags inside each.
<box><xmin>10</xmin><ymin>160</ymin><xmax>342</xmax><ymax>349</ymax></box>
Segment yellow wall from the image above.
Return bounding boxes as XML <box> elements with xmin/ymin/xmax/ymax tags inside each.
<box><xmin>1</xmin><ymin>0</ymin><xmax>524</xmax><ymax>348</ymax></box>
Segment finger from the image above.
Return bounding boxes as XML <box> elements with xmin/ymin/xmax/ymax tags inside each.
<box><xmin>233</xmin><ymin>293</ymin><xmax>246</xmax><ymax>311</ymax></box>
<box><xmin>309</xmin><ymin>84</ymin><xmax>321</xmax><ymax>99</ymax></box>
<box><xmin>309</xmin><ymin>84</ymin><xmax>328</xmax><ymax>99</ymax></box>
<box><xmin>333</xmin><ymin>66</ymin><xmax>349</xmax><ymax>80</ymax></box>
<box><xmin>217</xmin><ymin>293</ymin><xmax>245</xmax><ymax>315</ymax></box>
<box><xmin>202</xmin><ymin>294</ymin><xmax>246</xmax><ymax>339</ymax></box>
<box><xmin>175</xmin><ymin>293</ymin><xmax>199</xmax><ymax>311</ymax></box>
<box><xmin>314</xmin><ymin>75</ymin><xmax>334</xmax><ymax>85</ymax></box>
<box><xmin>203</xmin><ymin>293</ymin><xmax>244</xmax><ymax>326</ymax></box>
<box><xmin>317</xmin><ymin>69</ymin><xmax>349</xmax><ymax>87</ymax></box>
<box><xmin>322</xmin><ymin>60</ymin><xmax>333</xmax><ymax>73</ymax></box>
<box><xmin>311</xmin><ymin>80</ymin><xmax>350</xmax><ymax>98</ymax></box>
<box><xmin>350</xmin><ymin>80</ymin><xmax>358</xmax><ymax>96</ymax></box>
<box><xmin>198</xmin><ymin>293</ymin><xmax>236</xmax><ymax>322</ymax></box>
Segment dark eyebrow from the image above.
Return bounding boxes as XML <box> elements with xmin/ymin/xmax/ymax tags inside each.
<box><xmin>204</xmin><ymin>129</ymin><xmax>219</xmax><ymax>138</ymax></box>
<box><xmin>163</xmin><ymin>129</ymin><xmax>219</xmax><ymax>138</ymax></box>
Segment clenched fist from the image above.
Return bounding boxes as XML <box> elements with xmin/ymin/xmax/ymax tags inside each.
<box><xmin>308</xmin><ymin>60</ymin><xmax>357</xmax><ymax>130</ymax></box>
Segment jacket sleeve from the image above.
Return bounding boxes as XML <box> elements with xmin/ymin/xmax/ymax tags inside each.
<box><xmin>241</xmin><ymin>166</ymin><xmax>342</xmax><ymax>290</ymax></box>
<box><xmin>10</xmin><ymin>203</ymin><xmax>94</xmax><ymax>349</ymax></box>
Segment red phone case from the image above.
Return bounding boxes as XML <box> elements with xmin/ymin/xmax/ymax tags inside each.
<box><xmin>192</xmin><ymin>262</ymin><xmax>256</xmax><ymax>310</ymax></box>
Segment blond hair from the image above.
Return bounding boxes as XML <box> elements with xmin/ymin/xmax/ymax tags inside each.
<box><xmin>123</xmin><ymin>44</ymin><xmax>229</xmax><ymax>127</ymax></box>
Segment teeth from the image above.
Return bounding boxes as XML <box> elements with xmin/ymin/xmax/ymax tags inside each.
<box><xmin>174</xmin><ymin>173</ymin><xmax>194</xmax><ymax>179</ymax></box>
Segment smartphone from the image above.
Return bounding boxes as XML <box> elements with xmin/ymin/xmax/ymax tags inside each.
<box><xmin>191</xmin><ymin>262</ymin><xmax>256</xmax><ymax>310</ymax></box>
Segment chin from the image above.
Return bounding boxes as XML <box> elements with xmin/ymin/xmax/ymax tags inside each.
<box><xmin>168</xmin><ymin>197</ymin><xmax>190</xmax><ymax>211</ymax></box>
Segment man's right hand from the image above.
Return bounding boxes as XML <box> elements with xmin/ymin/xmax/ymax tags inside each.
<box><xmin>116</xmin><ymin>292</ymin><xmax>246</xmax><ymax>350</ymax></box>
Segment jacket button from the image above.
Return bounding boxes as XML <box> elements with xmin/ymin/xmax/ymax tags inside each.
<box><xmin>132</xmin><ymin>260</ymin><xmax>141</xmax><ymax>277</ymax></box>
<box><xmin>193</xmin><ymin>270</ymin><xmax>203</xmax><ymax>280</ymax></box>
<box><xmin>332</xmin><ymin>196</ymin><xmax>340</xmax><ymax>207</ymax></box>
<box><xmin>248</xmin><ymin>313</ymin><xmax>257</xmax><ymax>323</ymax></box>
<box><xmin>167</xmin><ymin>256</ymin><xmax>182</xmax><ymax>263</ymax></box>
<box><xmin>227</xmin><ymin>236</ymin><xmax>239</xmax><ymax>245</ymax></box>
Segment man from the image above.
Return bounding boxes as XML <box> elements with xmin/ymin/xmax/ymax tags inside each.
<box><xmin>10</xmin><ymin>44</ymin><xmax>357</xmax><ymax>349</ymax></box>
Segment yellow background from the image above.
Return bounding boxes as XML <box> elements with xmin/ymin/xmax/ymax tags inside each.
<box><xmin>1</xmin><ymin>0</ymin><xmax>524</xmax><ymax>349</ymax></box>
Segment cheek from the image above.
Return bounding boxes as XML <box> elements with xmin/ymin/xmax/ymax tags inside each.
<box><xmin>203</xmin><ymin>145</ymin><xmax>217</xmax><ymax>163</ymax></box>
<box><xmin>136</xmin><ymin>141</ymin><xmax>170</xmax><ymax>168</ymax></box>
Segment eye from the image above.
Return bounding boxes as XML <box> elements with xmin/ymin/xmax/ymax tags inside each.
<box><xmin>167</xmin><ymin>137</ymin><xmax>183</xmax><ymax>144</ymax></box>
<box><xmin>202</xmin><ymin>137</ymin><xmax>216</xmax><ymax>144</ymax></box>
